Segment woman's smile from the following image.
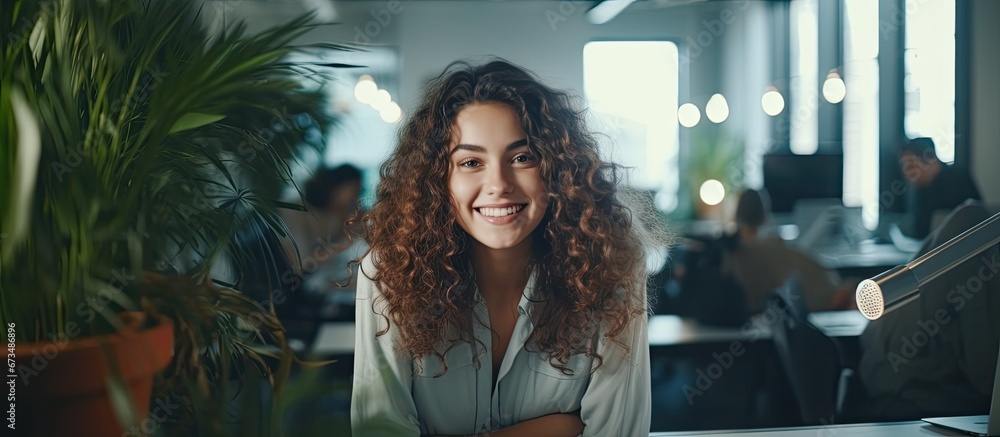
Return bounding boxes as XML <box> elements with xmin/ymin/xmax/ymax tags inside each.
<box><xmin>475</xmin><ymin>203</ymin><xmax>527</xmax><ymax>224</ymax></box>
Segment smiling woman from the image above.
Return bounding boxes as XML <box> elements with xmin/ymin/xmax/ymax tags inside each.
<box><xmin>351</xmin><ymin>59</ymin><xmax>665</xmax><ymax>437</ymax></box>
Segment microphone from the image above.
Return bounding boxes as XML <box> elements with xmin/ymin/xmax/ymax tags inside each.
<box><xmin>856</xmin><ymin>211</ymin><xmax>1000</xmax><ymax>320</ymax></box>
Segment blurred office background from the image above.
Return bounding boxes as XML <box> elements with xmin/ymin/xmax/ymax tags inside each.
<box><xmin>201</xmin><ymin>0</ymin><xmax>999</xmax><ymax>218</ymax></box>
<box><xmin>193</xmin><ymin>0</ymin><xmax>1000</xmax><ymax>433</ymax></box>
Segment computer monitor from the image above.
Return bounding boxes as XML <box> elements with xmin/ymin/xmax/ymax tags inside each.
<box><xmin>763</xmin><ymin>153</ymin><xmax>844</xmax><ymax>213</ymax></box>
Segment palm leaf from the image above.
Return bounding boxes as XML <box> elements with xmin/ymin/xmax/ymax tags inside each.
<box><xmin>2</xmin><ymin>0</ymin><xmax>356</xmax><ymax>432</ymax></box>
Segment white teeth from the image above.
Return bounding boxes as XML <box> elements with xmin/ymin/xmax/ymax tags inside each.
<box><xmin>478</xmin><ymin>205</ymin><xmax>524</xmax><ymax>217</ymax></box>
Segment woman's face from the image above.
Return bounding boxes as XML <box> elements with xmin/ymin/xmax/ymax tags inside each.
<box><xmin>447</xmin><ymin>102</ymin><xmax>548</xmax><ymax>254</ymax></box>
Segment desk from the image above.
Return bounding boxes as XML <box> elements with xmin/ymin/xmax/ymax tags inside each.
<box><xmin>312</xmin><ymin>322</ymin><xmax>355</xmax><ymax>355</ymax></box>
<box><xmin>811</xmin><ymin>241</ymin><xmax>915</xmax><ymax>276</ymax></box>
<box><xmin>806</xmin><ymin>310</ymin><xmax>870</xmax><ymax>337</ymax></box>
<box><xmin>650</xmin><ymin>420</ymin><xmax>971</xmax><ymax>436</ymax></box>
<box><xmin>643</xmin><ymin>311</ymin><xmax>869</xmax><ymax>431</ymax></box>
<box><xmin>311</xmin><ymin>310</ymin><xmax>869</xmax><ymax>355</ymax></box>
<box><xmin>312</xmin><ymin>311</ymin><xmax>872</xmax><ymax>431</ymax></box>
<box><xmin>649</xmin><ymin>311</ymin><xmax>868</xmax><ymax>346</ymax></box>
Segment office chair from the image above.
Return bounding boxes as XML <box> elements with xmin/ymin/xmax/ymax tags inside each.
<box><xmin>676</xmin><ymin>235</ymin><xmax>749</xmax><ymax>326</ymax></box>
<box><xmin>768</xmin><ymin>275</ymin><xmax>860</xmax><ymax>425</ymax></box>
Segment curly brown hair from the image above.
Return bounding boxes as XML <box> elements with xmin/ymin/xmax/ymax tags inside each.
<box><xmin>360</xmin><ymin>59</ymin><xmax>650</xmax><ymax>372</ymax></box>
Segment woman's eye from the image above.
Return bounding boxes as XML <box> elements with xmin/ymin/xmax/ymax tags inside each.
<box><xmin>512</xmin><ymin>154</ymin><xmax>534</xmax><ymax>164</ymax></box>
<box><xmin>459</xmin><ymin>160</ymin><xmax>481</xmax><ymax>168</ymax></box>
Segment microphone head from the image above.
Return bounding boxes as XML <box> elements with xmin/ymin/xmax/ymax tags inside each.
<box><xmin>856</xmin><ymin>279</ymin><xmax>885</xmax><ymax>320</ymax></box>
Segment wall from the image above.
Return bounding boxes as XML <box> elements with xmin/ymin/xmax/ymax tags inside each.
<box><xmin>390</xmin><ymin>1</ymin><xmax>742</xmax><ymax>109</ymax></box>
<box><xmin>205</xmin><ymin>0</ymin><xmax>751</xmax><ymax>111</ymax></box>
<box><xmin>971</xmin><ymin>0</ymin><xmax>1000</xmax><ymax>204</ymax></box>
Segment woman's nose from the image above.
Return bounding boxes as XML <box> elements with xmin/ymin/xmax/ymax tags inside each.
<box><xmin>485</xmin><ymin>167</ymin><xmax>514</xmax><ymax>195</ymax></box>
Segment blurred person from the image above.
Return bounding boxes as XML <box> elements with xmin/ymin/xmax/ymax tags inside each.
<box><xmin>858</xmin><ymin>201</ymin><xmax>998</xmax><ymax>420</ymax></box>
<box><xmin>899</xmin><ymin>137</ymin><xmax>981</xmax><ymax>240</ymax></box>
<box><xmin>281</xmin><ymin>163</ymin><xmax>369</xmax><ymax>298</ymax></box>
<box><xmin>722</xmin><ymin>189</ymin><xmax>849</xmax><ymax>314</ymax></box>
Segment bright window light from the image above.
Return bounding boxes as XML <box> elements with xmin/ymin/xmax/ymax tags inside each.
<box><xmin>584</xmin><ymin>41</ymin><xmax>680</xmax><ymax>212</ymax></box>
<box><xmin>790</xmin><ymin>0</ymin><xmax>819</xmax><ymax>155</ymax></box>
<box><xmin>904</xmin><ymin>0</ymin><xmax>956</xmax><ymax>163</ymax></box>
<box><xmin>843</xmin><ymin>0</ymin><xmax>880</xmax><ymax>230</ymax></box>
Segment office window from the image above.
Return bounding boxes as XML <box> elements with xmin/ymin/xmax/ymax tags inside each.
<box><xmin>904</xmin><ymin>0</ymin><xmax>956</xmax><ymax>163</ymax></box>
<box><xmin>583</xmin><ymin>41</ymin><xmax>680</xmax><ymax>212</ymax></box>
<box><xmin>842</xmin><ymin>0</ymin><xmax>880</xmax><ymax>229</ymax></box>
<box><xmin>789</xmin><ymin>0</ymin><xmax>819</xmax><ymax>155</ymax></box>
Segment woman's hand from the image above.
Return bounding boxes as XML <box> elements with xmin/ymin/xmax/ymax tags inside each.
<box><xmin>427</xmin><ymin>412</ymin><xmax>584</xmax><ymax>437</ymax></box>
<box><xmin>498</xmin><ymin>413</ymin><xmax>582</xmax><ymax>437</ymax></box>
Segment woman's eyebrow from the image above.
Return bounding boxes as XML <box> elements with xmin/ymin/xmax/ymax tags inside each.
<box><xmin>450</xmin><ymin>138</ymin><xmax>529</xmax><ymax>155</ymax></box>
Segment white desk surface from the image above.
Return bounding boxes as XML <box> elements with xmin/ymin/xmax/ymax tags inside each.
<box><xmin>311</xmin><ymin>310</ymin><xmax>869</xmax><ymax>356</ymax></box>
<box><xmin>312</xmin><ymin>322</ymin><xmax>355</xmax><ymax>355</ymax></box>
<box><xmin>813</xmin><ymin>241</ymin><xmax>915</xmax><ymax>270</ymax></box>
<box><xmin>650</xmin><ymin>420</ymin><xmax>971</xmax><ymax>436</ymax></box>
<box><xmin>647</xmin><ymin>310</ymin><xmax>868</xmax><ymax>346</ymax></box>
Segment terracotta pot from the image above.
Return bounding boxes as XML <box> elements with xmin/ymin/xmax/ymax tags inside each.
<box><xmin>14</xmin><ymin>312</ymin><xmax>174</xmax><ymax>437</ymax></box>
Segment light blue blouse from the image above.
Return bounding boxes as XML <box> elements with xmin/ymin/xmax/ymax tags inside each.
<box><xmin>351</xmin><ymin>255</ymin><xmax>651</xmax><ymax>436</ymax></box>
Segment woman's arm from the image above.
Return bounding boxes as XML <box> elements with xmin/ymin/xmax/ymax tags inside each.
<box><xmin>352</xmin><ymin>256</ymin><xmax>422</xmax><ymax>436</ymax></box>
<box><xmin>429</xmin><ymin>412</ymin><xmax>585</xmax><ymax>437</ymax></box>
<box><xmin>577</xmin><ymin>286</ymin><xmax>652</xmax><ymax>436</ymax></box>
<box><xmin>485</xmin><ymin>412</ymin><xmax>584</xmax><ymax>437</ymax></box>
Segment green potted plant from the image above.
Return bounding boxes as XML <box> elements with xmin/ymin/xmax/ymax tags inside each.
<box><xmin>1</xmin><ymin>0</ymin><xmax>347</xmax><ymax>434</ymax></box>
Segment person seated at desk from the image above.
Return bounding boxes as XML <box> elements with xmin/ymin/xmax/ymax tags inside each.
<box><xmin>721</xmin><ymin>189</ymin><xmax>849</xmax><ymax>314</ymax></box>
<box><xmin>858</xmin><ymin>202</ymin><xmax>999</xmax><ymax>421</ymax></box>
<box><xmin>899</xmin><ymin>137</ymin><xmax>981</xmax><ymax>240</ymax></box>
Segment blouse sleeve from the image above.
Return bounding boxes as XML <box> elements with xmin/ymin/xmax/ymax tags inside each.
<box><xmin>578</xmin><ymin>285</ymin><xmax>651</xmax><ymax>437</ymax></box>
<box><xmin>351</xmin><ymin>255</ymin><xmax>422</xmax><ymax>436</ymax></box>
